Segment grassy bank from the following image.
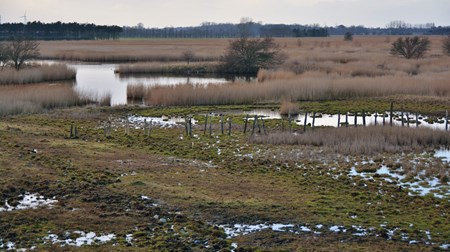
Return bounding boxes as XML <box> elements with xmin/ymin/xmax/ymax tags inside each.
<box><xmin>117</xmin><ymin>62</ymin><xmax>218</xmax><ymax>75</ymax></box>
<box><xmin>0</xmin><ymin>64</ymin><xmax>76</xmax><ymax>84</ymax></box>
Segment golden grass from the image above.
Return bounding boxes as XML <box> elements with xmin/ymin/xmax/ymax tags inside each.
<box><xmin>250</xmin><ymin>126</ymin><xmax>450</xmax><ymax>155</ymax></box>
<box><xmin>0</xmin><ymin>83</ymin><xmax>90</xmax><ymax>116</ymax></box>
<box><xmin>117</xmin><ymin>62</ymin><xmax>218</xmax><ymax>75</ymax></box>
<box><xmin>0</xmin><ymin>64</ymin><xmax>76</xmax><ymax>84</ymax></box>
<box><xmin>144</xmin><ymin>71</ymin><xmax>450</xmax><ymax>106</ymax></box>
<box><xmin>127</xmin><ymin>83</ymin><xmax>147</xmax><ymax>100</ymax></box>
<box><xmin>38</xmin><ymin>39</ymin><xmax>225</xmax><ymax>62</ymax></box>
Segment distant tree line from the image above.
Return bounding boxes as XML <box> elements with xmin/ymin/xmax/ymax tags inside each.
<box><xmin>0</xmin><ymin>21</ymin><xmax>123</xmax><ymax>40</ymax></box>
<box><xmin>0</xmin><ymin>20</ymin><xmax>448</xmax><ymax>40</ymax></box>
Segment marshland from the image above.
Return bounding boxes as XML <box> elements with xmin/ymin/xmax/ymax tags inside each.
<box><xmin>1</xmin><ymin>34</ymin><xmax>449</xmax><ymax>251</ymax></box>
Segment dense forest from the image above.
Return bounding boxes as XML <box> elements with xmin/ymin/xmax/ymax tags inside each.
<box><xmin>0</xmin><ymin>21</ymin><xmax>448</xmax><ymax>40</ymax></box>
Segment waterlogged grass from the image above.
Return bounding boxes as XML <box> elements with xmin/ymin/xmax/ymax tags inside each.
<box><xmin>0</xmin><ymin>106</ymin><xmax>448</xmax><ymax>251</ymax></box>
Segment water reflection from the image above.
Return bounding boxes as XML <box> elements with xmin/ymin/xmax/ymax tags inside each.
<box><xmin>62</xmin><ymin>62</ymin><xmax>249</xmax><ymax>105</ymax></box>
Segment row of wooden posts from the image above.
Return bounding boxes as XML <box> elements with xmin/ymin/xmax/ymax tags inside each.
<box><xmin>69</xmin><ymin>107</ymin><xmax>449</xmax><ymax>139</ymax></box>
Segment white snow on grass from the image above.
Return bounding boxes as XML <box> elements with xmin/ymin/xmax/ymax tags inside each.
<box><xmin>348</xmin><ymin>165</ymin><xmax>449</xmax><ymax>199</ymax></box>
<box><xmin>43</xmin><ymin>231</ymin><xmax>116</xmax><ymax>247</ymax></box>
<box><xmin>0</xmin><ymin>192</ymin><xmax>57</xmax><ymax>212</ymax></box>
<box><xmin>434</xmin><ymin>148</ymin><xmax>450</xmax><ymax>163</ymax></box>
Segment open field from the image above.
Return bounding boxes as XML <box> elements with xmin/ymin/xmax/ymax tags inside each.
<box><xmin>0</xmin><ymin>105</ymin><xmax>449</xmax><ymax>251</ymax></box>
<box><xmin>1</xmin><ymin>36</ymin><xmax>449</xmax><ymax>251</ymax></box>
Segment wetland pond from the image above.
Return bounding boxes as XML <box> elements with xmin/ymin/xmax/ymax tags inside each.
<box><xmin>57</xmin><ymin>62</ymin><xmax>250</xmax><ymax>105</ymax></box>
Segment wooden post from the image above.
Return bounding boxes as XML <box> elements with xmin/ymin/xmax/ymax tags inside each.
<box><xmin>257</xmin><ymin>115</ymin><xmax>262</xmax><ymax>133</ymax></box>
<box><xmin>415</xmin><ymin>113</ymin><xmax>419</xmax><ymax>128</ymax></box>
<box><xmin>74</xmin><ymin>125</ymin><xmax>78</xmax><ymax>138</ymax></box>
<box><xmin>345</xmin><ymin>112</ymin><xmax>349</xmax><ymax>128</ymax></box>
<box><xmin>354</xmin><ymin>112</ymin><xmax>357</xmax><ymax>128</ymax></box>
<box><xmin>144</xmin><ymin>119</ymin><xmax>148</xmax><ymax>137</ymax></box>
<box><xmin>406</xmin><ymin>113</ymin><xmax>410</xmax><ymax>127</ymax></box>
<box><xmin>125</xmin><ymin>116</ymin><xmax>129</xmax><ymax>135</ymax></box>
<box><xmin>204</xmin><ymin>114</ymin><xmax>208</xmax><ymax>135</ymax></box>
<box><xmin>251</xmin><ymin>115</ymin><xmax>257</xmax><ymax>136</ymax></box>
<box><xmin>70</xmin><ymin>124</ymin><xmax>74</xmax><ymax>138</ymax></box>
<box><xmin>337</xmin><ymin>111</ymin><xmax>340</xmax><ymax>128</ymax></box>
<box><xmin>288</xmin><ymin>114</ymin><xmax>292</xmax><ymax>132</ymax></box>
<box><xmin>443</xmin><ymin>110</ymin><xmax>448</xmax><ymax>131</ymax></box>
<box><xmin>303</xmin><ymin>112</ymin><xmax>308</xmax><ymax>132</ymax></box>
<box><xmin>383</xmin><ymin>114</ymin><xmax>386</xmax><ymax>126</ymax></box>
<box><xmin>184</xmin><ymin>117</ymin><xmax>189</xmax><ymax>136</ymax></box>
<box><xmin>401</xmin><ymin>110</ymin><xmax>404</xmax><ymax>127</ymax></box>
<box><xmin>374</xmin><ymin>113</ymin><xmax>378</xmax><ymax>126</ymax></box>
<box><xmin>390</xmin><ymin>101</ymin><xmax>394</xmax><ymax>126</ymax></box>
<box><xmin>261</xmin><ymin>117</ymin><xmax>267</xmax><ymax>135</ymax></box>
<box><xmin>220</xmin><ymin>114</ymin><xmax>224</xmax><ymax>135</ymax></box>
<box><xmin>209</xmin><ymin>115</ymin><xmax>212</xmax><ymax>137</ymax></box>
<box><xmin>243</xmin><ymin>114</ymin><xmax>249</xmax><ymax>133</ymax></box>
<box><xmin>362</xmin><ymin>110</ymin><xmax>366</xmax><ymax>127</ymax></box>
<box><xmin>189</xmin><ymin>117</ymin><xmax>192</xmax><ymax>137</ymax></box>
<box><xmin>312</xmin><ymin>112</ymin><xmax>316</xmax><ymax>129</ymax></box>
<box><xmin>228</xmin><ymin>117</ymin><xmax>232</xmax><ymax>136</ymax></box>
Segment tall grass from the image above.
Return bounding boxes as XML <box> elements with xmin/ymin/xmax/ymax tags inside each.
<box><xmin>127</xmin><ymin>83</ymin><xmax>147</xmax><ymax>100</ymax></box>
<box><xmin>143</xmin><ymin>71</ymin><xmax>450</xmax><ymax>106</ymax></box>
<box><xmin>250</xmin><ymin>126</ymin><xmax>450</xmax><ymax>155</ymax></box>
<box><xmin>0</xmin><ymin>64</ymin><xmax>76</xmax><ymax>84</ymax></box>
<box><xmin>0</xmin><ymin>84</ymin><xmax>90</xmax><ymax>116</ymax></box>
<box><xmin>117</xmin><ymin>62</ymin><xmax>218</xmax><ymax>75</ymax></box>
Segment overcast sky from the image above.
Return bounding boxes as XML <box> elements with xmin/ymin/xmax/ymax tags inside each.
<box><xmin>1</xmin><ymin>0</ymin><xmax>449</xmax><ymax>28</ymax></box>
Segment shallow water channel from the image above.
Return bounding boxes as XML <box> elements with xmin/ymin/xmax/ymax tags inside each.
<box><xmin>64</xmin><ymin>62</ymin><xmax>239</xmax><ymax>105</ymax></box>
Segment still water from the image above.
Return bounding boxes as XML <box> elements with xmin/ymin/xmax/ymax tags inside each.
<box><xmin>64</xmin><ymin>62</ymin><xmax>235</xmax><ymax>105</ymax></box>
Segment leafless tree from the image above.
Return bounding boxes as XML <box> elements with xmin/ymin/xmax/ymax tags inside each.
<box><xmin>6</xmin><ymin>37</ymin><xmax>40</xmax><ymax>70</ymax></box>
<box><xmin>220</xmin><ymin>37</ymin><xmax>286</xmax><ymax>74</ymax></box>
<box><xmin>0</xmin><ymin>43</ymin><xmax>9</xmax><ymax>70</ymax></box>
<box><xmin>182</xmin><ymin>50</ymin><xmax>195</xmax><ymax>64</ymax></box>
<box><xmin>390</xmin><ymin>36</ymin><xmax>430</xmax><ymax>59</ymax></box>
<box><xmin>443</xmin><ymin>35</ymin><xmax>450</xmax><ymax>57</ymax></box>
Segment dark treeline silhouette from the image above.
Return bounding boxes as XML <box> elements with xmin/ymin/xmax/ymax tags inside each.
<box><xmin>0</xmin><ymin>21</ymin><xmax>123</xmax><ymax>40</ymax></box>
<box><xmin>0</xmin><ymin>21</ymin><xmax>448</xmax><ymax>40</ymax></box>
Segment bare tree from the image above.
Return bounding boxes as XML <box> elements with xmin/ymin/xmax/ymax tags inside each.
<box><xmin>220</xmin><ymin>37</ymin><xmax>286</xmax><ymax>74</ymax></box>
<box><xmin>390</xmin><ymin>36</ymin><xmax>430</xmax><ymax>59</ymax></box>
<box><xmin>182</xmin><ymin>50</ymin><xmax>195</xmax><ymax>64</ymax></box>
<box><xmin>344</xmin><ymin>32</ymin><xmax>353</xmax><ymax>41</ymax></box>
<box><xmin>0</xmin><ymin>43</ymin><xmax>9</xmax><ymax>70</ymax></box>
<box><xmin>443</xmin><ymin>35</ymin><xmax>450</xmax><ymax>57</ymax></box>
<box><xmin>6</xmin><ymin>37</ymin><xmax>40</xmax><ymax>70</ymax></box>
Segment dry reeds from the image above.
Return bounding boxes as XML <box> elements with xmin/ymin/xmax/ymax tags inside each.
<box><xmin>250</xmin><ymin>126</ymin><xmax>450</xmax><ymax>155</ymax></box>
<box><xmin>143</xmin><ymin>71</ymin><xmax>450</xmax><ymax>106</ymax></box>
<box><xmin>117</xmin><ymin>62</ymin><xmax>218</xmax><ymax>75</ymax></box>
<box><xmin>279</xmin><ymin>100</ymin><xmax>299</xmax><ymax>115</ymax></box>
<box><xmin>0</xmin><ymin>83</ymin><xmax>90</xmax><ymax>116</ymax></box>
<box><xmin>0</xmin><ymin>64</ymin><xmax>76</xmax><ymax>84</ymax></box>
<box><xmin>127</xmin><ymin>83</ymin><xmax>147</xmax><ymax>101</ymax></box>
<box><xmin>98</xmin><ymin>93</ymin><xmax>112</xmax><ymax>107</ymax></box>
<box><xmin>257</xmin><ymin>69</ymin><xmax>296</xmax><ymax>82</ymax></box>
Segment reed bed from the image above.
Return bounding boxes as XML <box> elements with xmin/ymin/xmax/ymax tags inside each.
<box><xmin>117</xmin><ymin>62</ymin><xmax>218</xmax><ymax>75</ymax></box>
<box><xmin>144</xmin><ymin>71</ymin><xmax>450</xmax><ymax>106</ymax></box>
<box><xmin>250</xmin><ymin>126</ymin><xmax>450</xmax><ymax>155</ymax></box>
<box><xmin>0</xmin><ymin>84</ymin><xmax>90</xmax><ymax>116</ymax></box>
<box><xmin>0</xmin><ymin>64</ymin><xmax>76</xmax><ymax>84</ymax></box>
<box><xmin>279</xmin><ymin>100</ymin><xmax>299</xmax><ymax>115</ymax></box>
<box><xmin>127</xmin><ymin>83</ymin><xmax>147</xmax><ymax>100</ymax></box>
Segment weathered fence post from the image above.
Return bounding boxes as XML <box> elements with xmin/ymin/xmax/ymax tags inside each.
<box><xmin>228</xmin><ymin>117</ymin><xmax>232</xmax><ymax>136</ymax></box>
<box><xmin>288</xmin><ymin>114</ymin><xmax>292</xmax><ymax>132</ymax></box>
<box><xmin>406</xmin><ymin>113</ymin><xmax>410</xmax><ymax>127</ymax></box>
<box><xmin>446</xmin><ymin>111</ymin><xmax>449</xmax><ymax>131</ymax></box>
<box><xmin>374</xmin><ymin>113</ymin><xmax>378</xmax><ymax>126</ymax></box>
<box><xmin>354</xmin><ymin>112</ymin><xmax>357</xmax><ymax>128</ymax></box>
<box><xmin>144</xmin><ymin>119</ymin><xmax>148</xmax><ymax>137</ymax></box>
<box><xmin>401</xmin><ymin>110</ymin><xmax>404</xmax><ymax>127</ymax></box>
<box><xmin>261</xmin><ymin>117</ymin><xmax>267</xmax><ymax>135</ymax></box>
<box><xmin>70</xmin><ymin>124</ymin><xmax>74</xmax><ymax>138</ymax></box>
<box><xmin>243</xmin><ymin>114</ymin><xmax>249</xmax><ymax>133</ymax></box>
<box><xmin>383</xmin><ymin>113</ymin><xmax>386</xmax><ymax>126</ymax></box>
<box><xmin>337</xmin><ymin>111</ymin><xmax>341</xmax><ymax>128</ymax></box>
<box><xmin>220</xmin><ymin>114</ymin><xmax>224</xmax><ymax>135</ymax></box>
<box><xmin>345</xmin><ymin>112</ymin><xmax>349</xmax><ymax>128</ymax></box>
<box><xmin>390</xmin><ymin>102</ymin><xmax>394</xmax><ymax>126</ymax></box>
<box><xmin>362</xmin><ymin>110</ymin><xmax>366</xmax><ymax>127</ymax></box>
<box><xmin>189</xmin><ymin>117</ymin><xmax>193</xmax><ymax>137</ymax></box>
<box><xmin>125</xmin><ymin>116</ymin><xmax>129</xmax><ymax>135</ymax></box>
<box><xmin>204</xmin><ymin>114</ymin><xmax>208</xmax><ymax>135</ymax></box>
<box><xmin>251</xmin><ymin>115</ymin><xmax>257</xmax><ymax>136</ymax></box>
<box><xmin>312</xmin><ymin>112</ymin><xmax>316</xmax><ymax>129</ymax></box>
<box><xmin>303</xmin><ymin>112</ymin><xmax>308</xmax><ymax>132</ymax></box>
<box><xmin>415</xmin><ymin>113</ymin><xmax>419</xmax><ymax>128</ymax></box>
<box><xmin>209</xmin><ymin>115</ymin><xmax>212</xmax><ymax>137</ymax></box>
<box><xmin>74</xmin><ymin>125</ymin><xmax>78</xmax><ymax>138</ymax></box>
<box><xmin>184</xmin><ymin>117</ymin><xmax>189</xmax><ymax>136</ymax></box>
